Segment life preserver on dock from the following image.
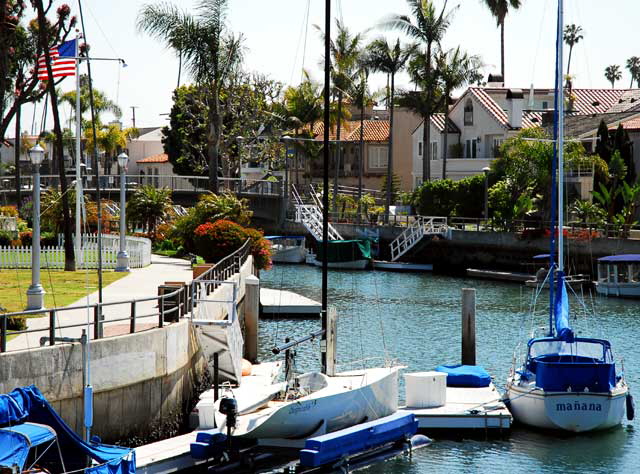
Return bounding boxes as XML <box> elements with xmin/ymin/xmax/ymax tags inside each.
<box><xmin>627</xmin><ymin>393</ymin><xmax>635</xmax><ymax>421</ymax></box>
<box><xmin>242</xmin><ymin>358</ymin><xmax>252</xmax><ymax>376</ymax></box>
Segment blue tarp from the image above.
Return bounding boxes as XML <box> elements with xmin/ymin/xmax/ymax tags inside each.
<box><xmin>435</xmin><ymin>365</ymin><xmax>491</xmax><ymax>387</ymax></box>
<box><xmin>598</xmin><ymin>254</ymin><xmax>640</xmax><ymax>263</ymax></box>
<box><xmin>554</xmin><ymin>272</ymin><xmax>574</xmax><ymax>342</ymax></box>
<box><xmin>0</xmin><ymin>422</ymin><xmax>56</xmax><ymax>470</ymax></box>
<box><xmin>0</xmin><ymin>386</ymin><xmax>135</xmax><ymax>474</ymax></box>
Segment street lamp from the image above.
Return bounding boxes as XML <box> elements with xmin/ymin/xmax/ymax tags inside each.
<box><xmin>115</xmin><ymin>151</ymin><xmax>130</xmax><ymax>272</ymax></box>
<box><xmin>482</xmin><ymin>166</ymin><xmax>491</xmax><ymax>221</ymax></box>
<box><xmin>26</xmin><ymin>144</ymin><xmax>45</xmax><ymax>310</ymax></box>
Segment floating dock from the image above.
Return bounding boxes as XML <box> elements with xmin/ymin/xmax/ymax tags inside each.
<box><xmin>374</xmin><ymin>261</ymin><xmax>433</xmax><ymax>272</ymax></box>
<box><xmin>260</xmin><ymin>288</ymin><xmax>321</xmax><ymax>317</ymax></box>
<box><xmin>466</xmin><ymin>268</ymin><xmax>532</xmax><ymax>283</ymax></box>
<box><xmin>400</xmin><ymin>383</ymin><xmax>511</xmax><ymax>434</ymax></box>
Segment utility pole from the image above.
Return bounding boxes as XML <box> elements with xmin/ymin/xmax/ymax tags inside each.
<box><xmin>130</xmin><ymin>106</ymin><xmax>138</xmax><ymax>128</ymax></box>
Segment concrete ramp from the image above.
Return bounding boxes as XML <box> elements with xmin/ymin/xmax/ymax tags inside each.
<box><xmin>260</xmin><ymin>288</ymin><xmax>321</xmax><ymax>317</ymax></box>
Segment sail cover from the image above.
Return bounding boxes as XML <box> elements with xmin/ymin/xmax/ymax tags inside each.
<box><xmin>0</xmin><ymin>385</ymin><xmax>135</xmax><ymax>473</ymax></box>
<box><xmin>554</xmin><ymin>272</ymin><xmax>574</xmax><ymax>342</ymax></box>
<box><xmin>317</xmin><ymin>239</ymin><xmax>372</xmax><ymax>263</ymax></box>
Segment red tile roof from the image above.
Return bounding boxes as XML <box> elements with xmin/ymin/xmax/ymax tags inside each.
<box><xmin>137</xmin><ymin>153</ymin><xmax>169</xmax><ymax>164</ymax></box>
<box><xmin>312</xmin><ymin>120</ymin><xmax>389</xmax><ymax>142</ymax></box>
<box><xmin>609</xmin><ymin>117</ymin><xmax>640</xmax><ymax>131</ymax></box>
<box><xmin>571</xmin><ymin>89</ymin><xmax>626</xmax><ymax>115</ymax></box>
<box><xmin>430</xmin><ymin>113</ymin><xmax>460</xmax><ymax>133</ymax></box>
<box><xmin>467</xmin><ymin>88</ymin><xmax>539</xmax><ymax>129</ymax></box>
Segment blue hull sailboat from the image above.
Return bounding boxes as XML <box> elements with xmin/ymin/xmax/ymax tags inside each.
<box><xmin>505</xmin><ymin>0</ymin><xmax>632</xmax><ymax>432</ymax></box>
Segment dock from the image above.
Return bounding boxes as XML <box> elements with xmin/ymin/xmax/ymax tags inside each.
<box><xmin>373</xmin><ymin>261</ymin><xmax>433</xmax><ymax>272</ymax></box>
<box><xmin>260</xmin><ymin>288</ymin><xmax>321</xmax><ymax>317</ymax></box>
<box><xmin>466</xmin><ymin>268</ymin><xmax>532</xmax><ymax>283</ymax></box>
<box><xmin>400</xmin><ymin>383</ymin><xmax>511</xmax><ymax>433</ymax></box>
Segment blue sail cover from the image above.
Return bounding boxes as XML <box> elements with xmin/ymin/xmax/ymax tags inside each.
<box><xmin>554</xmin><ymin>272</ymin><xmax>574</xmax><ymax>342</ymax></box>
<box><xmin>0</xmin><ymin>386</ymin><xmax>135</xmax><ymax>474</ymax></box>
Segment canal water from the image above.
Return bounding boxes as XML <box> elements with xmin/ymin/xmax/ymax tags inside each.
<box><xmin>259</xmin><ymin>264</ymin><xmax>639</xmax><ymax>474</ymax></box>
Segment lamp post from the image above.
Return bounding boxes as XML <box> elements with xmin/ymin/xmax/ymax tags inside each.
<box><xmin>115</xmin><ymin>152</ymin><xmax>129</xmax><ymax>272</ymax></box>
<box><xmin>482</xmin><ymin>166</ymin><xmax>490</xmax><ymax>221</ymax></box>
<box><xmin>26</xmin><ymin>144</ymin><xmax>45</xmax><ymax>310</ymax></box>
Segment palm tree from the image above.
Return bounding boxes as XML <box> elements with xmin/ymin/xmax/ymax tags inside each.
<box><xmin>481</xmin><ymin>0</ymin><xmax>521</xmax><ymax>81</ymax></box>
<box><xmin>626</xmin><ymin>56</ymin><xmax>640</xmax><ymax>88</ymax></box>
<box><xmin>316</xmin><ymin>20</ymin><xmax>363</xmax><ymax>211</ymax></box>
<box><xmin>563</xmin><ymin>24</ymin><xmax>583</xmax><ymax>76</ymax></box>
<box><xmin>127</xmin><ymin>185</ymin><xmax>173</xmax><ymax>237</ymax></box>
<box><xmin>348</xmin><ymin>67</ymin><xmax>372</xmax><ymax>216</ymax></box>
<box><xmin>59</xmin><ymin>76</ymin><xmax>122</xmax><ymax>123</ymax></box>
<box><xmin>436</xmin><ymin>47</ymin><xmax>482</xmax><ymax>180</ymax></box>
<box><xmin>380</xmin><ymin>0</ymin><xmax>456</xmax><ymax>182</ymax></box>
<box><xmin>604</xmin><ymin>65</ymin><xmax>622</xmax><ymax>89</ymax></box>
<box><xmin>366</xmin><ymin>38</ymin><xmax>414</xmax><ymax>217</ymax></box>
<box><xmin>137</xmin><ymin>0</ymin><xmax>244</xmax><ymax>193</ymax></box>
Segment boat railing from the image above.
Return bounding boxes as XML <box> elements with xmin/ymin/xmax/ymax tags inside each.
<box><xmin>0</xmin><ymin>238</ymin><xmax>253</xmax><ymax>353</ymax></box>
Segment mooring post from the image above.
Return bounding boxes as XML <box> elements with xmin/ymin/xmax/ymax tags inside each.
<box><xmin>461</xmin><ymin>288</ymin><xmax>476</xmax><ymax>366</ymax></box>
<box><xmin>244</xmin><ymin>275</ymin><xmax>259</xmax><ymax>363</ymax></box>
<box><xmin>213</xmin><ymin>352</ymin><xmax>219</xmax><ymax>403</ymax></box>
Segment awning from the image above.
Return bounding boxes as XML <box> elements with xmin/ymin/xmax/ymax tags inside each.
<box><xmin>597</xmin><ymin>254</ymin><xmax>640</xmax><ymax>263</ymax></box>
<box><xmin>0</xmin><ymin>422</ymin><xmax>56</xmax><ymax>470</ymax></box>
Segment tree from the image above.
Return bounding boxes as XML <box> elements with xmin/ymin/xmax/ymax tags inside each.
<box><xmin>85</xmin><ymin>123</ymin><xmax>138</xmax><ymax>175</ymax></box>
<box><xmin>604</xmin><ymin>65</ymin><xmax>622</xmax><ymax>89</ymax></box>
<box><xmin>347</xmin><ymin>67</ymin><xmax>372</xmax><ymax>214</ymax></box>
<box><xmin>626</xmin><ymin>56</ymin><xmax>640</xmax><ymax>88</ymax></box>
<box><xmin>34</xmin><ymin>0</ymin><xmax>75</xmax><ymax>271</ymax></box>
<box><xmin>436</xmin><ymin>47</ymin><xmax>482</xmax><ymax>180</ymax></box>
<box><xmin>563</xmin><ymin>24</ymin><xmax>583</xmax><ymax>76</ymax></box>
<box><xmin>481</xmin><ymin>0</ymin><xmax>522</xmax><ymax>81</ymax></box>
<box><xmin>126</xmin><ymin>185</ymin><xmax>173</xmax><ymax>237</ymax></box>
<box><xmin>137</xmin><ymin>0</ymin><xmax>244</xmax><ymax>192</ymax></box>
<box><xmin>381</xmin><ymin>0</ymin><xmax>456</xmax><ymax>182</ymax></box>
<box><xmin>366</xmin><ymin>38</ymin><xmax>414</xmax><ymax>218</ymax></box>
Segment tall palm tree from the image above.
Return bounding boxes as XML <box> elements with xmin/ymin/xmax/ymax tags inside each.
<box><xmin>366</xmin><ymin>38</ymin><xmax>414</xmax><ymax>216</ymax></box>
<box><xmin>316</xmin><ymin>20</ymin><xmax>363</xmax><ymax>211</ymax></box>
<box><xmin>380</xmin><ymin>0</ymin><xmax>456</xmax><ymax>183</ymax></box>
<box><xmin>59</xmin><ymin>76</ymin><xmax>122</xmax><ymax>124</ymax></box>
<box><xmin>138</xmin><ymin>0</ymin><xmax>244</xmax><ymax>193</ymax></box>
<box><xmin>348</xmin><ymin>66</ymin><xmax>373</xmax><ymax>216</ymax></box>
<box><xmin>563</xmin><ymin>24</ymin><xmax>583</xmax><ymax>76</ymax></box>
<box><xmin>481</xmin><ymin>0</ymin><xmax>521</xmax><ymax>82</ymax></box>
<box><xmin>605</xmin><ymin>65</ymin><xmax>622</xmax><ymax>89</ymax></box>
<box><xmin>626</xmin><ymin>56</ymin><xmax>640</xmax><ymax>88</ymax></box>
<box><xmin>436</xmin><ymin>47</ymin><xmax>482</xmax><ymax>180</ymax></box>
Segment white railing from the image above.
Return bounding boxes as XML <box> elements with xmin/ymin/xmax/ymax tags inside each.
<box><xmin>390</xmin><ymin>216</ymin><xmax>448</xmax><ymax>261</ymax></box>
<box><xmin>292</xmin><ymin>184</ymin><xmax>343</xmax><ymax>242</ymax></box>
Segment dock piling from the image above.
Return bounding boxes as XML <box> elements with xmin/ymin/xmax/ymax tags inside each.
<box><xmin>461</xmin><ymin>288</ymin><xmax>476</xmax><ymax>365</ymax></box>
<box><xmin>244</xmin><ymin>275</ymin><xmax>259</xmax><ymax>362</ymax></box>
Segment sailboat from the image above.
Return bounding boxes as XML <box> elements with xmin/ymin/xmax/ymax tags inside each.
<box><xmin>505</xmin><ymin>0</ymin><xmax>632</xmax><ymax>433</ymax></box>
<box><xmin>195</xmin><ymin>2</ymin><xmax>400</xmax><ymax>441</ymax></box>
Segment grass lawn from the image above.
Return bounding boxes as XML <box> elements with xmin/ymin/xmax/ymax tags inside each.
<box><xmin>0</xmin><ymin>270</ymin><xmax>128</xmax><ymax>314</ymax></box>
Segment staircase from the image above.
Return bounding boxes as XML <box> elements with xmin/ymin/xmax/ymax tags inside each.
<box><xmin>292</xmin><ymin>185</ymin><xmax>343</xmax><ymax>241</ymax></box>
<box><xmin>390</xmin><ymin>216</ymin><xmax>449</xmax><ymax>261</ymax></box>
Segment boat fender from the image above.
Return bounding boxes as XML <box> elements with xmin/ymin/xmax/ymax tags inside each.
<box><xmin>410</xmin><ymin>434</ymin><xmax>432</xmax><ymax>449</ymax></box>
<box><xmin>627</xmin><ymin>393</ymin><xmax>635</xmax><ymax>421</ymax></box>
<box><xmin>241</xmin><ymin>358</ymin><xmax>252</xmax><ymax>376</ymax></box>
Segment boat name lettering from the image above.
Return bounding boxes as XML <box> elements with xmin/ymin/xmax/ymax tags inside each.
<box><xmin>555</xmin><ymin>402</ymin><xmax>602</xmax><ymax>412</ymax></box>
<box><xmin>288</xmin><ymin>400</ymin><xmax>317</xmax><ymax>414</ymax></box>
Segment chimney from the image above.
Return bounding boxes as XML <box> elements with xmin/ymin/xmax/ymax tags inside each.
<box><xmin>506</xmin><ymin>89</ymin><xmax>524</xmax><ymax>129</ymax></box>
<box><xmin>487</xmin><ymin>73</ymin><xmax>504</xmax><ymax>88</ymax></box>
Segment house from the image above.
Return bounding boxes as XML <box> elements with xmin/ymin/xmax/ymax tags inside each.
<box><xmin>411</xmin><ymin>86</ymin><xmax>640</xmax><ymax>190</ymax></box>
<box><xmin>126</xmin><ymin>127</ymin><xmax>165</xmax><ymax>175</ymax></box>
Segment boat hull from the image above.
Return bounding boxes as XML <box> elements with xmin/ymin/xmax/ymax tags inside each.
<box><xmin>506</xmin><ymin>378</ymin><xmax>627</xmax><ymax>432</ymax></box>
<box><xmin>595</xmin><ymin>282</ymin><xmax>640</xmax><ymax>298</ymax></box>
<box><xmin>220</xmin><ymin>366</ymin><xmax>399</xmax><ymax>439</ymax></box>
<box><xmin>271</xmin><ymin>245</ymin><xmax>307</xmax><ymax>263</ymax></box>
<box><xmin>310</xmin><ymin>258</ymin><xmax>370</xmax><ymax>270</ymax></box>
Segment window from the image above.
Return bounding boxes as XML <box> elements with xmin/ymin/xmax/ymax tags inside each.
<box><xmin>464</xmin><ymin>99</ymin><xmax>474</xmax><ymax>126</ymax></box>
<box><xmin>414</xmin><ymin>177</ymin><xmax>422</xmax><ymax>189</ymax></box>
<box><xmin>542</xmin><ymin>101</ymin><xmax>549</xmax><ymax>109</ymax></box>
<box><xmin>369</xmin><ymin>146</ymin><xmax>388</xmax><ymax>169</ymax></box>
<box><xmin>418</xmin><ymin>142</ymin><xmax>423</xmax><ymax>156</ymax></box>
<box><xmin>493</xmin><ymin>137</ymin><xmax>504</xmax><ymax>156</ymax></box>
<box><xmin>465</xmin><ymin>139</ymin><xmax>477</xmax><ymax>158</ymax></box>
<box><xmin>431</xmin><ymin>142</ymin><xmax>438</xmax><ymax>160</ymax></box>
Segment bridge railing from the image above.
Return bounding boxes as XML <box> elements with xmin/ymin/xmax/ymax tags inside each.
<box><xmin>0</xmin><ymin>238</ymin><xmax>253</xmax><ymax>353</ymax></box>
<box><xmin>0</xmin><ymin>175</ymin><xmax>283</xmax><ymax>197</ymax></box>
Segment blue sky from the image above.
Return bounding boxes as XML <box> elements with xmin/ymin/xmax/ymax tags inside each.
<box><xmin>16</xmin><ymin>0</ymin><xmax>640</xmax><ymax>133</ymax></box>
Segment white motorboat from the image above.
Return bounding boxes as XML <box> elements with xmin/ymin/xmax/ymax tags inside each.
<box><xmin>266</xmin><ymin>235</ymin><xmax>307</xmax><ymax>263</ymax></box>
<box><xmin>595</xmin><ymin>254</ymin><xmax>640</xmax><ymax>298</ymax></box>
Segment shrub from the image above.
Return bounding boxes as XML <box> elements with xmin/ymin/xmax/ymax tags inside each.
<box><xmin>40</xmin><ymin>231</ymin><xmax>57</xmax><ymax>247</ymax></box>
<box><xmin>0</xmin><ymin>205</ymin><xmax>18</xmax><ymax>217</ymax></box>
<box><xmin>194</xmin><ymin>219</ymin><xmax>271</xmax><ymax>270</ymax></box>
<box><xmin>19</xmin><ymin>231</ymin><xmax>32</xmax><ymax>246</ymax></box>
<box><xmin>0</xmin><ymin>231</ymin><xmax>12</xmax><ymax>246</ymax></box>
<box><xmin>7</xmin><ymin>315</ymin><xmax>26</xmax><ymax>331</ymax></box>
<box><xmin>413</xmin><ymin>174</ymin><xmax>484</xmax><ymax>217</ymax></box>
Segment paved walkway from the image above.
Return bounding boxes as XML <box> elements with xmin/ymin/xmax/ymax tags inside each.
<box><xmin>8</xmin><ymin>255</ymin><xmax>194</xmax><ymax>352</ymax></box>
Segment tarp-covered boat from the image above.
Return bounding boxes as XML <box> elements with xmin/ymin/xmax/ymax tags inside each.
<box><xmin>312</xmin><ymin>239</ymin><xmax>372</xmax><ymax>270</ymax></box>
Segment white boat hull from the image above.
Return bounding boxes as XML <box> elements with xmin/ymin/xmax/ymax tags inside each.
<box><xmin>271</xmin><ymin>245</ymin><xmax>307</xmax><ymax>263</ymax></box>
<box><xmin>595</xmin><ymin>282</ymin><xmax>640</xmax><ymax>298</ymax></box>
<box><xmin>506</xmin><ymin>377</ymin><xmax>627</xmax><ymax>432</ymax></box>
<box><xmin>310</xmin><ymin>257</ymin><xmax>370</xmax><ymax>270</ymax></box>
<box><xmin>215</xmin><ymin>366</ymin><xmax>399</xmax><ymax>439</ymax></box>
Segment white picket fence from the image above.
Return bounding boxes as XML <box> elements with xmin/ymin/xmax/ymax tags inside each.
<box><xmin>0</xmin><ymin>234</ymin><xmax>151</xmax><ymax>269</ymax></box>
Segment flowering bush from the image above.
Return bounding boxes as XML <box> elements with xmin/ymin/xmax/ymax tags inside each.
<box><xmin>194</xmin><ymin>219</ymin><xmax>271</xmax><ymax>270</ymax></box>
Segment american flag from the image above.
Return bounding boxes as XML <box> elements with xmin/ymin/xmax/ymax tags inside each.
<box><xmin>37</xmin><ymin>39</ymin><xmax>77</xmax><ymax>81</ymax></box>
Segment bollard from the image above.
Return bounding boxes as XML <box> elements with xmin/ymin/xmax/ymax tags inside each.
<box><xmin>461</xmin><ymin>288</ymin><xmax>476</xmax><ymax>366</ymax></box>
<box><xmin>244</xmin><ymin>275</ymin><xmax>259</xmax><ymax>362</ymax></box>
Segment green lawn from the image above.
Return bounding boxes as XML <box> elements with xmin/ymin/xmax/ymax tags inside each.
<box><xmin>0</xmin><ymin>270</ymin><xmax>128</xmax><ymax>314</ymax></box>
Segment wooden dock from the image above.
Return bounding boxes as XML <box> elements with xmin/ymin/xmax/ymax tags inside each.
<box><xmin>466</xmin><ymin>268</ymin><xmax>532</xmax><ymax>283</ymax></box>
<box><xmin>260</xmin><ymin>288</ymin><xmax>321</xmax><ymax>317</ymax></box>
<box><xmin>400</xmin><ymin>383</ymin><xmax>511</xmax><ymax>433</ymax></box>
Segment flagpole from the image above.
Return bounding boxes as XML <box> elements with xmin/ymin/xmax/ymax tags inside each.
<box><xmin>75</xmin><ymin>32</ymin><xmax>82</xmax><ymax>268</ymax></box>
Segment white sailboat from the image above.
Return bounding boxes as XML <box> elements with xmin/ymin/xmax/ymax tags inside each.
<box><xmin>505</xmin><ymin>0</ymin><xmax>632</xmax><ymax>432</ymax></box>
<box><xmin>195</xmin><ymin>5</ymin><xmax>400</xmax><ymax>440</ymax></box>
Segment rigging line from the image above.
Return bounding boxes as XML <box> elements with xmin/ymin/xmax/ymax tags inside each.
<box><xmin>571</xmin><ymin>0</ymin><xmax>592</xmax><ymax>88</ymax></box>
<box><xmin>529</xmin><ymin>0</ymin><xmax>549</xmax><ymax>84</ymax></box>
<box><xmin>83</xmin><ymin>0</ymin><xmax>120</xmax><ymax>59</ymax></box>
<box><xmin>289</xmin><ymin>1</ymin><xmax>309</xmax><ymax>86</ymax></box>
<box><xmin>300</xmin><ymin>0</ymin><xmax>311</xmax><ymax>83</ymax></box>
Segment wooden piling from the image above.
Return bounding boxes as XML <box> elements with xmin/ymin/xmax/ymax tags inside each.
<box><xmin>244</xmin><ymin>275</ymin><xmax>259</xmax><ymax>362</ymax></box>
<box><xmin>461</xmin><ymin>288</ymin><xmax>476</xmax><ymax>366</ymax></box>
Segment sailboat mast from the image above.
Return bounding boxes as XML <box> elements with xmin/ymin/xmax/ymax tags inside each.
<box><xmin>557</xmin><ymin>0</ymin><xmax>565</xmax><ymax>273</ymax></box>
<box><xmin>320</xmin><ymin>0</ymin><xmax>331</xmax><ymax>374</ymax></box>
<box><xmin>75</xmin><ymin>32</ymin><xmax>82</xmax><ymax>268</ymax></box>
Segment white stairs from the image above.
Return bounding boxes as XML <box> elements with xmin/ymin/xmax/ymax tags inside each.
<box><xmin>390</xmin><ymin>216</ymin><xmax>449</xmax><ymax>262</ymax></box>
<box><xmin>292</xmin><ymin>185</ymin><xmax>343</xmax><ymax>241</ymax></box>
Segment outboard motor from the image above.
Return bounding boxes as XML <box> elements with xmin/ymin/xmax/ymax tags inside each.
<box><xmin>219</xmin><ymin>396</ymin><xmax>238</xmax><ymax>447</ymax></box>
